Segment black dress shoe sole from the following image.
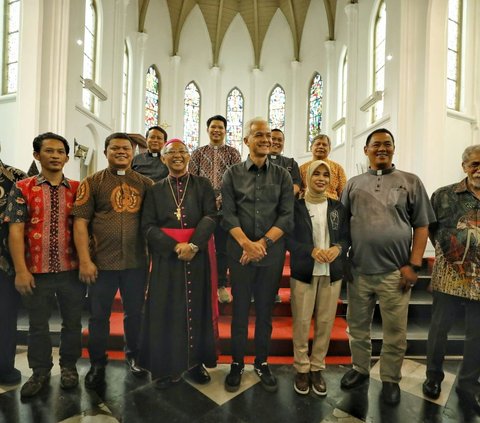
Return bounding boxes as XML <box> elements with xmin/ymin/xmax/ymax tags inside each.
<box><xmin>340</xmin><ymin>373</ymin><xmax>369</xmax><ymax>390</ymax></box>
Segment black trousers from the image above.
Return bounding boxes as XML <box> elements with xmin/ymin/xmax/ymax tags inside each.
<box><xmin>214</xmin><ymin>223</ymin><xmax>228</xmax><ymax>288</ymax></box>
<box><xmin>229</xmin><ymin>254</ymin><xmax>284</xmax><ymax>365</ymax></box>
<box><xmin>22</xmin><ymin>271</ymin><xmax>85</xmax><ymax>373</ymax></box>
<box><xmin>87</xmin><ymin>268</ymin><xmax>146</xmax><ymax>365</ymax></box>
<box><xmin>0</xmin><ymin>270</ymin><xmax>19</xmax><ymax>376</ymax></box>
<box><xmin>426</xmin><ymin>291</ymin><xmax>480</xmax><ymax>391</ymax></box>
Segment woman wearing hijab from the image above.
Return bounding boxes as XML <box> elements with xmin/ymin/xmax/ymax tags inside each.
<box><xmin>287</xmin><ymin>160</ymin><xmax>349</xmax><ymax>396</ymax></box>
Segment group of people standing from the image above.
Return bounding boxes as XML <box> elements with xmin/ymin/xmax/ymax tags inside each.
<box><xmin>0</xmin><ymin>116</ymin><xmax>479</xmax><ymax>414</ymax></box>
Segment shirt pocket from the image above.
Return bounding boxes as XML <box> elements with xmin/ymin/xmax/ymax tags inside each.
<box><xmin>387</xmin><ymin>186</ymin><xmax>408</xmax><ymax>209</ymax></box>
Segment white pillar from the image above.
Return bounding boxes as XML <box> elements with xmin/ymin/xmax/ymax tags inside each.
<box><xmin>323</xmin><ymin>40</ymin><xmax>335</xmax><ymax>140</ymax></box>
<box><xmin>128</xmin><ymin>31</ymin><xmax>148</xmax><ymax>133</ymax></box>
<box><xmin>288</xmin><ymin>60</ymin><xmax>300</xmax><ymax>157</ymax></box>
<box><xmin>169</xmin><ymin>55</ymin><xmax>182</xmax><ymax>137</ymax></box>
<box><xmin>344</xmin><ymin>2</ymin><xmax>359</xmax><ymax>177</ymax></box>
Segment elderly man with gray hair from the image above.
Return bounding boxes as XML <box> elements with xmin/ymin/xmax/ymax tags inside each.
<box><xmin>423</xmin><ymin>144</ymin><xmax>480</xmax><ymax>414</ymax></box>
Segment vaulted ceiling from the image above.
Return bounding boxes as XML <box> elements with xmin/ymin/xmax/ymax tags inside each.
<box><xmin>138</xmin><ymin>0</ymin><xmax>343</xmax><ymax>67</ymax></box>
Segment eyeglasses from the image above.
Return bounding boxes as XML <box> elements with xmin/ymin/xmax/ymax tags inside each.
<box><xmin>465</xmin><ymin>161</ymin><xmax>480</xmax><ymax>170</ymax></box>
<box><xmin>163</xmin><ymin>150</ymin><xmax>189</xmax><ymax>156</ymax></box>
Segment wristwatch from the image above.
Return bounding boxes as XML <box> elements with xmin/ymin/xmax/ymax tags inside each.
<box><xmin>189</xmin><ymin>243</ymin><xmax>199</xmax><ymax>253</ymax></box>
<box><xmin>408</xmin><ymin>262</ymin><xmax>422</xmax><ymax>273</ymax></box>
<box><xmin>263</xmin><ymin>236</ymin><xmax>274</xmax><ymax>249</ymax></box>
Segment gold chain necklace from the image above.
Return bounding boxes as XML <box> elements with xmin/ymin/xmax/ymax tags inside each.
<box><xmin>167</xmin><ymin>174</ymin><xmax>190</xmax><ymax>221</ymax></box>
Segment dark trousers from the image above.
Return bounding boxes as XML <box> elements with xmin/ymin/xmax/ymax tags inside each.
<box><xmin>214</xmin><ymin>224</ymin><xmax>228</xmax><ymax>288</ymax></box>
<box><xmin>88</xmin><ymin>268</ymin><xmax>146</xmax><ymax>365</ymax></box>
<box><xmin>426</xmin><ymin>291</ymin><xmax>480</xmax><ymax>391</ymax></box>
<box><xmin>22</xmin><ymin>271</ymin><xmax>85</xmax><ymax>374</ymax></box>
<box><xmin>229</xmin><ymin>256</ymin><xmax>284</xmax><ymax>365</ymax></box>
<box><xmin>0</xmin><ymin>270</ymin><xmax>19</xmax><ymax>375</ymax></box>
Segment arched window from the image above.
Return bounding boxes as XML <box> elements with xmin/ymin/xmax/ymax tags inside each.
<box><xmin>307</xmin><ymin>73</ymin><xmax>323</xmax><ymax>148</ymax></box>
<box><xmin>2</xmin><ymin>0</ymin><xmax>20</xmax><ymax>94</ymax></box>
<box><xmin>226</xmin><ymin>87</ymin><xmax>244</xmax><ymax>152</ymax></box>
<box><xmin>82</xmin><ymin>0</ymin><xmax>98</xmax><ymax>111</ymax></box>
<box><xmin>372</xmin><ymin>0</ymin><xmax>386</xmax><ymax>122</ymax></box>
<box><xmin>338</xmin><ymin>52</ymin><xmax>348</xmax><ymax>145</ymax></box>
<box><xmin>121</xmin><ymin>43</ymin><xmax>129</xmax><ymax>131</ymax></box>
<box><xmin>268</xmin><ymin>85</ymin><xmax>286</xmax><ymax>132</ymax></box>
<box><xmin>144</xmin><ymin>65</ymin><xmax>160</xmax><ymax>131</ymax></box>
<box><xmin>183</xmin><ymin>81</ymin><xmax>201</xmax><ymax>151</ymax></box>
<box><xmin>446</xmin><ymin>0</ymin><xmax>463</xmax><ymax>110</ymax></box>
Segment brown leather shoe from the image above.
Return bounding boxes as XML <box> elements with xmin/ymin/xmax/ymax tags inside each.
<box><xmin>311</xmin><ymin>371</ymin><xmax>327</xmax><ymax>396</ymax></box>
<box><xmin>293</xmin><ymin>372</ymin><xmax>310</xmax><ymax>395</ymax></box>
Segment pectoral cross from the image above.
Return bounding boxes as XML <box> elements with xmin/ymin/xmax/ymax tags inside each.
<box><xmin>174</xmin><ymin>207</ymin><xmax>181</xmax><ymax>221</ymax></box>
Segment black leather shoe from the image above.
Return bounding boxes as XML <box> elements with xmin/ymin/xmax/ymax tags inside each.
<box><xmin>126</xmin><ymin>357</ymin><xmax>148</xmax><ymax>377</ymax></box>
<box><xmin>340</xmin><ymin>369</ymin><xmax>369</xmax><ymax>389</ymax></box>
<box><xmin>85</xmin><ymin>365</ymin><xmax>105</xmax><ymax>389</ymax></box>
<box><xmin>0</xmin><ymin>368</ymin><xmax>21</xmax><ymax>385</ymax></box>
<box><xmin>423</xmin><ymin>378</ymin><xmax>441</xmax><ymax>399</ymax></box>
<box><xmin>456</xmin><ymin>387</ymin><xmax>480</xmax><ymax>414</ymax></box>
<box><xmin>187</xmin><ymin>364</ymin><xmax>211</xmax><ymax>384</ymax></box>
<box><xmin>382</xmin><ymin>382</ymin><xmax>401</xmax><ymax>405</ymax></box>
<box><xmin>225</xmin><ymin>362</ymin><xmax>244</xmax><ymax>392</ymax></box>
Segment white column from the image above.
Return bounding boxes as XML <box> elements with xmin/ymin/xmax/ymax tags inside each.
<box><xmin>251</xmin><ymin>68</ymin><xmax>262</xmax><ymax>118</ymax></box>
<box><xmin>169</xmin><ymin>55</ymin><xmax>182</xmax><ymax>137</ymax></box>
<box><xmin>14</xmin><ymin>0</ymin><xmax>44</xmax><ymax>168</ymax></box>
<box><xmin>344</xmin><ymin>2</ymin><xmax>359</xmax><ymax>177</ymax></box>
<box><xmin>323</xmin><ymin>40</ymin><xmax>335</xmax><ymax>139</ymax></box>
<box><xmin>128</xmin><ymin>32</ymin><xmax>148</xmax><ymax>133</ymax></box>
<box><xmin>288</xmin><ymin>60</ymin><xmax>300</xmax><ymax>157</ymax></box>
<box><xmin>207</xmin><ymin>65</ymin><xmax>221</xmax><ymax>145</ymax></box>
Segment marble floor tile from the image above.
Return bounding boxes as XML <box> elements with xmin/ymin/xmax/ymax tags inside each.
<box><xmin>185</xmin><ymin>364</ymin><xmax>259</xmax><ymax>405</ymax></box>
<box><xmin>58</xmin><ymin>403</ymin><xmax>119</xmax><ymax>423</ymax></box>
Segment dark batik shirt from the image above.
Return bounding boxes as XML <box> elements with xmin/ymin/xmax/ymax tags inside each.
<box><xmin>430</xmin><ymin>178</ymin><xmax>480</xmax><ymax>300</ymax></box>
<box><xmin>189</xmin><ymin>144</ymin><xmax>241</xmax><ymax>196</ymax></box>
<box><xmin>72</xmin><ymin>168</ymin><xmax>153</xmax><ymax>270</ymax></box>
<box><xmin>0</xmin><ymin>161</ymin><xmax>27</xmax><ymax>275</ymax></box>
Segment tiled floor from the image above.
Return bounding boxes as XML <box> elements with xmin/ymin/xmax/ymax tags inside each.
<box><xmin>1</xmin><ymin>348</ymin><xmax>479</xmax><ymax>423</ymax></box>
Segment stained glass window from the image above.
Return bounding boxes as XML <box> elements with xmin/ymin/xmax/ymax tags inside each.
<box><xmin>121</xmin><ymin>43</ymin><xmax>129</xmax><ymax>131</ymax></box>
<box><xmin>446</xmin><ymin>0</ymin><xmax>463</xmax><ymax>110</ymax></box>
<box><xmin>372</xmin><ymin>1</ymin><xmax>386</xmax><ymax>122</ymax></box>
<box><xmin>268</xmin><ymin>85</ymin><xmax>286</xmax><ymax>132</ymax></box>
<box><xmin>82</xmin><ymin>0</ymin><xmax>97</xmax><ymax>111</ymax></box>
<box><xmin>307</xmin><ymin>73</ymin><xmax>323</xmax><ymax>148</ymax></box>
<box><xmin>144</xmin><ymin>65</ymin><xmax>160</xmax><ymax>132</ymax></box>
<box><xmin>183</xmin><ymin>81</ymin><xmax>201</xmax><ymax>151</ymax></box>
<box><xmin>226</xmin><ymin>87</ymin><xmax>244</xmax><ymax>152</ymax></box>
<box><xmin>3</xmin><ymin>0</ymin><xmax>21</xmax><ymax>94</ymax></box>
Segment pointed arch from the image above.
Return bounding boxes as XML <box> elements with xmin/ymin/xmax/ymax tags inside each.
<box><xmin>268</xmin><ymin>84</ymin><xmax>286</xmax><ymax>133</ymax></box>
<box><xmin>307</xmin><ymin>72</ymin><xmax>323</xmax><ymax>148</ymax></box>
<box><xmin>183</xmin><ymin>81</ymin><xmax>201</xmax><ymax>151</ymax></box>
<box><xmin>226</xmin><ymin>87</ymin><xmax>244</xmax><ymax>152</ymax></box>
<box><xmin>144</xmin><ymin>65</ymin><xmax>160</xmax><ymax>131</ymax></box>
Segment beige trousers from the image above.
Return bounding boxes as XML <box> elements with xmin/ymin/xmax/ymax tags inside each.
<box><xmin>290</xmin><ymin>276</ymin><xmax>342</xmax><ymax>373</ymax></box>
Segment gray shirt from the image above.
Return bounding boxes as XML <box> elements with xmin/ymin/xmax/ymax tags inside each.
<box><xmin>131</xmin><ymin>152</ymin><xmax>169</xmax><ymax>183</ymax></box>
<box><xmin>341</xmin><ymin>166</ymin><xmax>435</xmax><ymax>274</ymax></box>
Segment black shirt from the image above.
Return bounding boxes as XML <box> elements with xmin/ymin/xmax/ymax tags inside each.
<box><xmin>267</xmin><ymin>154</ymin><xmax>302</xmax><ymax>187</ymax></box>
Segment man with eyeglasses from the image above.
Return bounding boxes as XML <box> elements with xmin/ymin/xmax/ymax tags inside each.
<box><xmin>189</xmin><ymin>115</ymin><xmax>242</xmax><ymax>304</ymax></box>
<box><xmin>73</xmin><ymin>133</ymin><xmax>153</xmax><ymax>389</ymax></box>
<box><xmin>138</xmin><ymin>139</ymin><xmax>218</xmax><ymax>389</ymax></box>
<box><xmin>132</xmin><ymin>126</ymin><xmax>169</xmax><ymax>182</ymax></box>
<box><xmin>423</xmin><ymin>145</ymin><xmax>480</xmax><ymax>413</ymax></box>
<box><xmin>340</xmin><ymin>128</ymin><xmax>435</xmax><ymax>405</ymax></box>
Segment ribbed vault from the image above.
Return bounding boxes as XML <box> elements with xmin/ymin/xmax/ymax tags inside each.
<box><xmin>137</xmin><ymin>0</ymin><xmax>339</xmax><ymax>67</ymax></box>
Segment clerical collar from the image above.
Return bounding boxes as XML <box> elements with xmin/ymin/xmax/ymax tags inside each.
<box><xmin>367</xmin><ymin>165</ymin><xmax>395</xmax><ymax>176</ymax></box>
<box><xmin>269</xmin><ymin>154</ymin><xmax>278</xmax><ymax>159</ymax></box>
<box><xmin>108</xmin><ymin>167</ymin><xmax>129</xmax><ymax>176</ymax></box>
<box><xmin>148</xmin><ymin>151</ymin><xmax>160</xmax><ymax>157</ymax></box>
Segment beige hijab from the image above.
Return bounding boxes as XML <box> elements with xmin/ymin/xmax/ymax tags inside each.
<box><xmin>304</xmin><ymin>160</ymin><xmax>331</xmax><ymax>204</ymax></box>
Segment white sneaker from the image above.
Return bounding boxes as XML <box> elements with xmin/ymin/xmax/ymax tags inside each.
<box><xmin>218</xmin><ymin>287</ymin><xmax>232</xmax><ymax>303</ymax></box>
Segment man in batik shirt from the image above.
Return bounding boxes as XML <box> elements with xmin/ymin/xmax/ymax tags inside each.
<box><xmin>189</xmin><ymin>115</ymin><xmax>241</xmax><ymax>303</ymax></box>
<box><xmin>0</xmin><ymin>153</ymin><xmax>26</xmax><ymax>386</ymax></box>
<box><xmin>6</xmin><ymin>133</ymin><xmax>83</xmax><ymax>398</ymax></box>
<box><xmin>423</xmin><ymin>145</ymin><xmax>480</xmax><ymax>414</ymax></box>
<box><xmin>73</xmin><ymin>132</ymin><xmax>153</xmax><ymax>389</ymax></box>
